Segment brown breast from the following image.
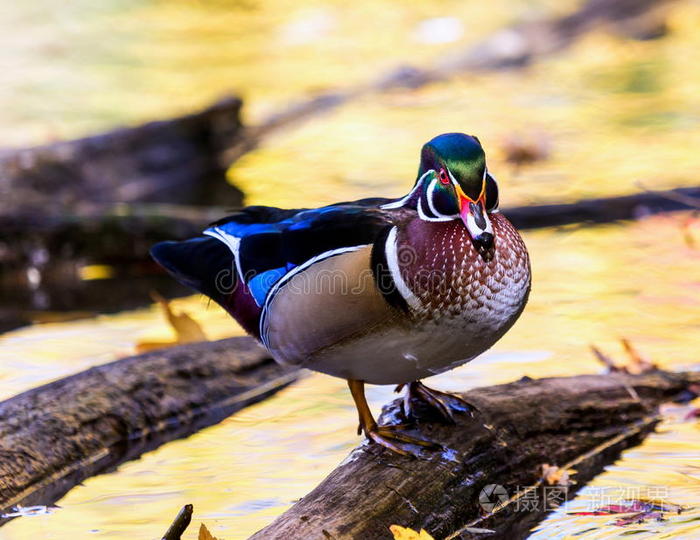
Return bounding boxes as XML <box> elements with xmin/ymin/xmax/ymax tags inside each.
<box><xmin>397</xmin><ymin>213</ymin><xmax>531</xmax><ymax>323</ymax></box>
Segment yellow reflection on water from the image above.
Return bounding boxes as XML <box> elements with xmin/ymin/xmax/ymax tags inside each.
<box><xmin>0</xmin><ymin>295</ymin><xmax>238</xmax><ymax>402</ymax></box>
<box><xmin>0</xmin><ymin>0</ymin><xmax>566</xmax><ymax>147</ymax></box>
<box><xmin>232</xmin><ymin>6</ymin><xmax>700</xmax><ymax>209</ymax></box>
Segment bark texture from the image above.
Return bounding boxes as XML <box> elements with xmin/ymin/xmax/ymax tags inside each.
<box><xmin>251</xmin><ymin>370</ymin><xmax>699</xmax><ymax>540</ymax></box>
<box><xmin>0</xmin><ymin>337</ymin><xmax>297</xmax><ymax>515</ymax></box>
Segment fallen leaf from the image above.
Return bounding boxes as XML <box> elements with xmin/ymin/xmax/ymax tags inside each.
<box><xmin>569</xmin><ymin>498</ymin><xmax>686</xmax><ymax>521</ymax></box>
<box><xmin>541</xmin><ymin>463</ymin><xmax>575</xmax><ymax>487</ymax></box>
<box><xmin>135</xmin><ymin>292</ymin><xmax>208</xmax><ymax>353</ymax></box>
<box><xmin>152</xmin><ymin>291</ymin><xmax>207</xmax><ymax>344</ymax></box>
<box><xmin>500</xmin><ymin>132</ymin><xmax>550</xmax><ymax>170</ymax></box>
<box><xmin>590</xmin><ymin>341</ymin><xmax>657</xmax><ymax>375</ymax></box>
<box><xmin>389</xmin><ymin>524</ymin><xmax>435</xmax><ymax>540</ymax></box>
<box><xmin>199</xmin><ymin>522</ymin><xmax>220</xmax><ymax>540</ymax></box>
<box><xmin>612</xmin><ymin>510</ymin><xmax>665</xmax><ymax>526</ymax></box>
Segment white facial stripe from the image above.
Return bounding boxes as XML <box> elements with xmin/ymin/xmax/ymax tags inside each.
<box><xmin>485</xmin><ymin>171</ymin><xmax>500</xmax><ymax>212</ymax></box>
<box><xmin>380</xmin><ymin>170</ymin><xmax>434</xmax><ymax>209</ymax></box>
<box><xmin>385</xmin><ymin>226</ymin><xmax>422</xmax><ymax>310</ymax></box>
<box><xmin>446</xmin><ymin>166</ymin><xmax>459</xmax><ymax>187</ymax></box>
<box><xmin>426</xmin><ymin>178</ymin><xmax>441</xmax><ymax>217</ymax></box>
<box><xmin>421</xmin><ymin>175</ymin><xmax>459</xmax><ymax>222</ymax></box>
<box><xmin>418</xmin><ymin>197</ymin><xmax>454</xmax><ymax>222</ymax></box>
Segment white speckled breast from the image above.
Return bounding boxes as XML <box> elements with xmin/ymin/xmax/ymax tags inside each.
<box><xmin>402</xmin><ymin>213</ymin><xmax>530</xmax><ymax>326</ymax></box>
<box><xmin>299</xmin><ymin>213</ymin><xmax>531</xmax><ymax>385</ymax></box>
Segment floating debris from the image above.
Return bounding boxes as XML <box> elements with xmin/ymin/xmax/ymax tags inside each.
<box><xmin>590</xmin><ymin>338</ymin><xmax>657</xmax><ymax>375</ymax></box>
<box><xmin>199</xmin><ymin>522</ymin><xmax>221</xmax><ymax>540</ymax></box>
<box><xmin>568</xmin><ymin>498</ymin><xmax>687</xmax><ymax>527</ymax></box>
<box><xmin>500</xmin><ymin>132</ymin><xmax>550</xmax><ymax>170</ymax></box>
<box><xmin>135</xmin><ymin>291</ymin><xmax>208</xmax><ymax>353</ymax></box>
<box><xmin>1</xmin><ymin>504</ymin><xmax>59</xmax><ymax>518</ymax></box>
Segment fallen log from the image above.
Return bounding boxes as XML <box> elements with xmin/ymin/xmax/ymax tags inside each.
<box><xmin>0</xmin><ymin>336</ymin><xmax>298</xmax><ymax>518</ymax></box>
<box><xmin>0</xmin><ymin>203</ymin><xmax>223</xmax><ymax>315</ymax></box>
<box><xmin>0</xmin><ymin>97</ymin><xmax>244</xmax><ymax>215</ymax></box>
<box><xmin>251</xmin><ymin>370</ymin><xmax>699</xmax><ymax>540</ymax></box>
<box><xmin>0</xmin><ymin>96</ymin><xmax>246</xmax><ymax>320</ymax></box>
<box><xmin>504</xmin><ymin>186</ymin><xmax>700</xmax><ymax>229</ymax></box>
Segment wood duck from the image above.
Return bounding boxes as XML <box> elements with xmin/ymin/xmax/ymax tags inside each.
<box><xmin>151</xmin><ymin>133</ymin><xmax>531</xmax><ymax>456</ymax></box>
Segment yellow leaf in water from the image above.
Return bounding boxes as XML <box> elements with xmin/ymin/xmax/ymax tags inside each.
<box><xmin>151</xmin><ymin>291</ymin><xmax>207</xmax><ymax>344</ymax></box>
<box><xmin>135</xmin><ymin>291</ymin><xmax>208</xmax><ymax>352</ymax></box>
<box><xmin>199</xmin><ymin>522</ymin><xmax>220</xmax><ymax>540</ymax></box>
<box><xmin>389</xmin><ymin>525</ymin><xmax>435</xmax><ymax>540</ymax></box>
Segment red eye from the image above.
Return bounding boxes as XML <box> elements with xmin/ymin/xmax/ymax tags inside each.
<box><xmin>438</xmin><ymin>168</ymin><xmax>450</xmax><ymax>185</ymax></box>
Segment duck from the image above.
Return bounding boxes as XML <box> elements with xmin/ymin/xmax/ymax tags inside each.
<box><xmin>151</xmin><ymin>132</ymin><xmax>531</xmax><ymax>456</ymax></box>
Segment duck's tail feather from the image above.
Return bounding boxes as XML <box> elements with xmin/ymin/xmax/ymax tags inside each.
<box><xmin>150</xmin><ymin>237</ymin><xmax>235</xmax><ymax>307</ymax></box>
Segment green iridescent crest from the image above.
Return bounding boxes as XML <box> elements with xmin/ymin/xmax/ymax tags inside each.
<box><xmin>419</xmin><ymin>133</ymin><xmax>486</xmax><ymax>201</ymax></box>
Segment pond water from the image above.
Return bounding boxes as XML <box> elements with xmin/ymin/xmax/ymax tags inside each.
<box><xmin>2</xmin><ymin>0</ymin><xmax>700</xmax><ymax>538</ymax></box>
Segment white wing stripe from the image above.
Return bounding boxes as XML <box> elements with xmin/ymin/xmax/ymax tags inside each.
<box><xmin>259</xmin><ymin>244</ymin><xmax>371</xmax><ymax>349</ymax></box>
<box><xmin>204</xmin><ymin>227</ymin><xmax>245</xmax><ymax>283</ymax></box>
<box><xmin>380</xmin><ymin>170</ymin><xmax>433</xmax><ymax>209</ymax></box>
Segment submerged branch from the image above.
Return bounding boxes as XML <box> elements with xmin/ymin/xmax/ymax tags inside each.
<box><xmin>162</xmin><ymin>504</ymin><xmax>194</xmax><ymax>540</ymax></box>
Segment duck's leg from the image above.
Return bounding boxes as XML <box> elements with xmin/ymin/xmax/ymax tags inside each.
<box><xmin>395</xmin><ymin>381</ymin><xmax>476</xmax><ymax>424</ymax></box>
<box><xmin>348</xmin><ymin>379</ymin><xmax>441</xmax><ymax>457</ymax></box>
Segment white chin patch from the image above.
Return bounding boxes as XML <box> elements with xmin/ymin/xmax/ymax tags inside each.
<box><xmin>466</xmin><ymin>210</ymin><xmax>493</xmax><ymax>239</ymax></box>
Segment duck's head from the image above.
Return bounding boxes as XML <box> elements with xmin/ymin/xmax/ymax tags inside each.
<box><xmin>412</xmin><ymin>133</ymin><xmax>499</xmax><ymax>249</ymax></box>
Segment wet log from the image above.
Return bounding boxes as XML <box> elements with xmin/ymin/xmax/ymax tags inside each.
<box><xmin>0</xmin><ymin>97</ymin><xmax>244</xmax><ymax>216</ymax></box>
<box><xmin>504</xmin><ymin>186</ymin><xmax>700</xmax><ymax>230</ymax></box>
<box><xmin>0</xmin><ymin>203</ymin><xmax>223</xmax><ymax>314</ymax></box>
<box><xmin>0</xmin><ymin>97</ymin><xmax>245</xmax><ymax>322</ymax></box>
<box><xmin>251</xmin><ymin>370</ymin><xmax>699</xmax><ymax>540</ymax></box>
<box><xmin>0</xmin><ymin>337</ymin><xmax>298</xmax><ymax>517</ymax></box>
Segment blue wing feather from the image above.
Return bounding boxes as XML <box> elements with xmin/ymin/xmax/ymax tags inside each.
<box><xmin>204</xmin><ymin>199</ymin><xmax>394</xmax><ymax>306</ymax></box>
